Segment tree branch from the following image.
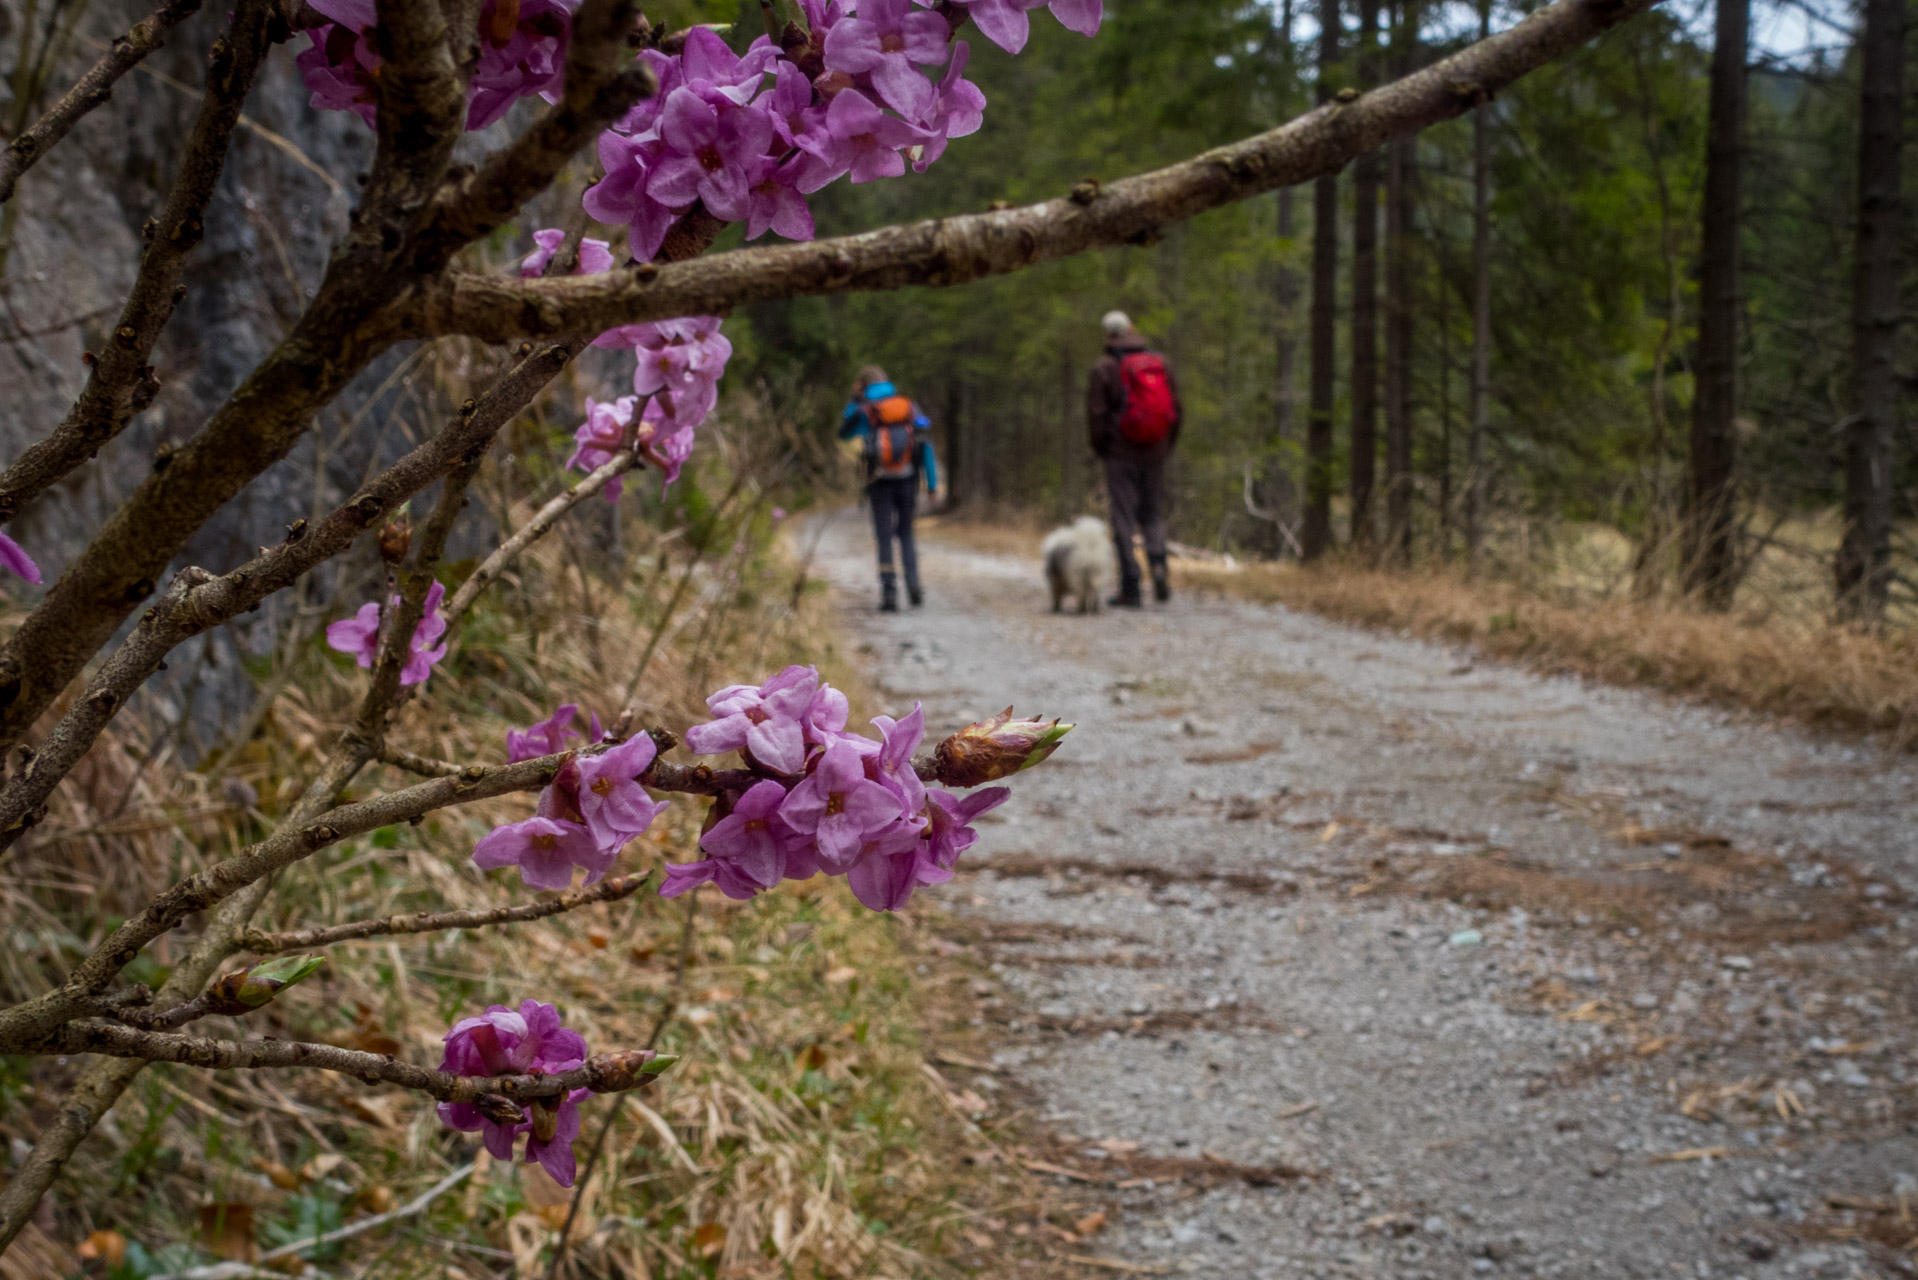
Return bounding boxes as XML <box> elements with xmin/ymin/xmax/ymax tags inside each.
<box><xmin>408</xmin><ymin>0</ymin><xmax>1660</xmax><ymax>344</ymax></box>
<box><xmin>442</xmin><ymin>444</ymin><xmax>640</xmax><ymax>627</ymax></box>
<box><xmin>35</xmin><ymin>1021</ymin><xmax>675</xmax><ymax>1105</ymax></box>
<box><xmin>240</xmin><ymin>873</ymin><xmax>651</xmax><ymax>952</ymax></box>
<box><xmin>0</xmin><ymin>0</ymin><xmax>208</xmax><ymax>205</ymax></box>
<box><xmin>0</xmin><ymin>0</ymin><xmax>279</xmax><ymax>526</ymax></box>
<box><xmin>0</xmin><ymin>753</ymin><xmax>574</xmax><ymax>1052</ymax></box>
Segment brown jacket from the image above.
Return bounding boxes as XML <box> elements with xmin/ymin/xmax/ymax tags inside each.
<box><xmin>1086</xmin><ymin>333</ymin><xmax>1182</xmax><ymax>462</ymax></box>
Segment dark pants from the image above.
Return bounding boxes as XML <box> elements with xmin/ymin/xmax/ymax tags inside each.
<box><xmin>867</xmin><ymin>477</ymin><xmax>920</xmax><ymax>590</ymax></box>
<box><xmin>1104</xmin><ymin>454</ymin><xmax>1168</xmax><ymax>589</ymax></box>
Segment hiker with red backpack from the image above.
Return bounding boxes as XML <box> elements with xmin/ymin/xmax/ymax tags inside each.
<box><xmin>1086</xmin><ymin>311</ymin><xmax>1182</xmax><ymax>607</ymax></box>
<box><xmin>840</xmin><ymin>365</ymin><xmax>941</xmax><ymax>612</ymax></box>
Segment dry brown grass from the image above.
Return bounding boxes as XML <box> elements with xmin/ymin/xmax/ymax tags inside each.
<box><xmin>0</xmin><ymin>432</ymin><xmax>1071</xmax><ymax>1278</ymax></box>
<box><xmin>925</xmin><ymin>511</ymin><xmax>1918</xmax><ymax>746</ymax></box>
<box><xmin>1176</xmin><ymin>558</ymin><xmax>1918</xmax><ymax>746</ymax></box>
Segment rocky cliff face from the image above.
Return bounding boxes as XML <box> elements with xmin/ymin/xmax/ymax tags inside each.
<box><xmin>0</xmin><ymin>2</ymin><xmax>587</xmax><ymax>756</ymax></box>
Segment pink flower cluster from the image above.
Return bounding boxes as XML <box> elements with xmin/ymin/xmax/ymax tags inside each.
<box><xmin>298</xmin><ymin>0</ymin><xmax>579</xmax><ymax>130</ymax></box>
<box><xmin>324</xmin><ymin>579</ymin><xmax>450</xmax><ymax>687</ymax></box>
<box><xmin>564</xmin><ymin>313</ymin><xmax>733</xmax><ymax>499</ymax></box>
<box><xmin>437</xmin><ymin>1000</ymin><xmax>589</xmax><ymax>1184</ymax></box>
<box><xmin>667</xmin><ymin>666</ymin><xmax>1008</xmax><ymax>912</ymax></box>
<box><xmin>475</xmin><ymin>728</ymin><xmax>664</xmax><ymax>889</ymax></box>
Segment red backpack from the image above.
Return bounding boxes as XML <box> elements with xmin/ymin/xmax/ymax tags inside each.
<box><xmin>1116</xmin><ymin>351</ymin><xmax>1177</xmax><ymax>446</ymax></box>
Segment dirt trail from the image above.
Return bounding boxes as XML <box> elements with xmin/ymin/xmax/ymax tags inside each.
<box><xmin>807</xmin><ymin>511</ymin><xmax>1918</xmax><ymax>1280</ymax></box>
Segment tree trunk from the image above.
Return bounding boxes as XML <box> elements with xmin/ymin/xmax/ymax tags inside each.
<box><xmin>1682</xmin><ymin>0</ymin><xmax>1747</xmax><ymax>609</ymax></box>
<box><xmin>1349</xmin><ymin>0</ymin><xmax>1381</xmax><ymax>552</ymax></box>
<box><xmin>1384</xmin><ymin>0</ymin><xmax>1420</xmax><ymax>565</ymax></box>
<box><xmin>1262</xmin><ymin>0</ymin><xmax>1302</xmax><ymax>559</ymax></box>
<box><xmin>1465</xmin><ymin>0</ymin><xmax>1492</xmax><ymax>572</ymax></box>
<box><xmin>1304</xmin><ymin>0</ymin><xmax>1341</xmax><ymax>562</ymax></box>
<box><xmin>1834</xmin><ymin>0</ymin><xmax>1904</xmax><ymax>624</ymax></box>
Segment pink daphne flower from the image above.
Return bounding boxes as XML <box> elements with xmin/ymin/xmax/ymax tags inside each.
<box><xmin>0</xmin><ymin>532</ymin><xmax>41</xmax><ymax>586</ymax></box>
<box><xmin>575</xmin><ymin>732</ymin><xmax>666</xmax><ymax>851</ymax></box>
<box><xmin>806</xmin><ymin>89</ymin><xmax>932</xmax><ymax>188</ymax></box>
<box><xmin>566</xmin><ymin>395</ymin><xmax>638</xmax><ymax>501</ymax></box>
<box><xmin>473</xmin><ymin>758</ymin><xmax>613</xmax><ymax>889</ymax></box>
<box><xmin>779</xmin><ymin>737</ymin><xmax>915</xmax><ymax>870</ymax></box>
<box><xmin>436</xmin><ymin>1000</ymin><xmax>589</xmax><ymax>1185</ymax></box>
<box><xmin>923</xmin><ymin>783</ymin><xmax>1009</xmax><ymax>870</ymax></box>
<box><xmin>520</xmin><ymin>228</ymin><xmax>616</xmax><ymax>277</ymax></box>
<box><xmin>323</xmin><ymin>580</ymin><xmax>450</xmax><ymax>687</ymax></box>
<box><xmin>295</xmin><ymin>0</ymin><xmax>380</xmax><ymax>126</ymax></box>
<box><xmin>506</xmin><ymin>702</ymin><xmax>594</xmax><ymax>763</ymax></box>
<box><xmin>822</xmin><ymin>0</ymin><xmax>952</xmax><ymax>119</ymax></box>
<box><xmin>684</xmin><ymin>664</ymin><xmax>821</xmax><ymax>774</ymax></box>
<box><xmin>946</xmin><ymin>0</ymin><xmax>1102</xmax><ymax>54</ymax></box>
<box><xmin>583</xmin><ymin>130</ymin><xmax>681</xmax><ymax>263</ymax></box>
<box><xmin>914</xmin><ymin>41</ymin><xmax>987</xmax><ymax>171</ymax></box>
<box><xmin>467</xmin><ymin>0</ymin><xmax>580</xmax><ymax>131</ymax></box>
<box><xmin>645</xmin><ymin>87</ymin><xmax>775</xmax><ymax>225</ymax></box>
<box><xmin>661</xmin><ymin>778</ymin><xmax>804</xmax><ymax>900</ymax></box>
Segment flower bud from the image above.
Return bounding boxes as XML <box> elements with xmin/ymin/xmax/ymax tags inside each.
<box><xmin>205</xmin><ymin>954</ymin><xmax>327</xmax><ymax>1016</ymax></box>
<box><xmin>933</xmin><ymin>708</ymin><xmax>1072</xmax><ymax>788</ymax></box>
<box><xmin>528</xmin><ymin>1093</ymin><xmax>561</xmax><ymax>1144</ymax></box>
<box><xmin>377</xmin><ymin>508</ymin><xmax>411</xmax><ymax>566</ymax></box>
<box><xmin>585</xmin><ymin>1049</ymin><xmax>679</xmax><ymax>1092</ymax></box>
<box><xmin>474</xmin><ymin>1093</ymin><xmax>526</xmax><ymax>1127</ymax></box>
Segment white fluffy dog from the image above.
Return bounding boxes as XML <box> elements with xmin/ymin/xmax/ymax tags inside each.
<box><xmin>1042</xmin><ymin>515</ymin><xmax>1112</xmax><ymax>614</ymax></box>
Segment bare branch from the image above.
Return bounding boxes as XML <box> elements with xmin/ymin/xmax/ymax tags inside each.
<box><xmin>409</xmin><ymin>0</ymin><xmax>1660</xmax><ymax>344</ymax></box>
<box><xmin>0</xmin><ymin>0</ymin><xmax>208</xmax><ymax>205</ymax></box>
<box><xmin>0</xmin><ymin>752</ymin><xmax>572</xmax><ymax>1051</ymax></box>
<box><xmin>241</xmin><ymin>872</ymin><xmax>651</xmax><ymax>952</ymax></box>
<box><xmin>443</xmin><ymin>445</ymin><xmax>640</xmax><ymax>627</ymax></box>
<box><xmin>0</xmin><ymin>0</ymin><xmax>279</xmax><ymax>526</ymax></box>
<box><xmin>36</xmin><ymin>1021</ymin><xmax>675</xmax><ymax>1105</ymax></box>
<box><xmin>378</xmin><ymin>746</ymin><xmax>467</xmax><ymax>777</ymax></box>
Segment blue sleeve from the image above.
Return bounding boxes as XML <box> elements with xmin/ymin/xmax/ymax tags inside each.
<box><xmin>918</xmin><ymin>437</ymin><xmax>939</xmax><ymax>493</ymax></box>
<box><xmin>838</xmin><ymin>400</ymin><xmax>866</xmax><ymax>440</ymax></box>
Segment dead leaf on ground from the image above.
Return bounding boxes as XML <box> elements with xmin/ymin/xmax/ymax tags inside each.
<box><xmin>197</xmin><ymin>1203</ymin><xmax>256</xmax><ymax>1262</ymax></box>
<box><xmin>693</xmin><ymin>1222</ymin><xmax>727</xmax><ymax>1259</ymax></box>
<box><xmin>1649</xmin><ymin>1147</ymin><xmax>1732</xmax><ymax>1162</ymax></box>
<box><xmin>300</xmin><ymin>1152</ymin><xmax>346</xmax><ymax>1183</ymax></box>
<box><xmin>1075</xmin><ymin>1210</ymin><xmax>1107</xmax><ymax>1237</ymax></box>
<box><xmin>76</xmin><ymin>1230</ymin><xmax>127</xmax><ymax>1266</ymax></box>
<box><xmin>1093</xmin><ymin>1139</ymin><xmax>1140</xmax><ymax>1157</ymax></box>
<box><xmin>253</xmin><ymin>1158</ymin><xmax>300</xmax><ymax>1190</ymax></box>
<box><xmin>824</xmin><ymin>965</ymin><xmax>859</xmax><ymax>984</ymax></box>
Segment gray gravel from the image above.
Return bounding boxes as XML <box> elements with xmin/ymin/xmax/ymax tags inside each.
<box><xmin>809</xmin><ymin>511</ymin><xmax>1918</xmax><ymax>1280</ymax></box>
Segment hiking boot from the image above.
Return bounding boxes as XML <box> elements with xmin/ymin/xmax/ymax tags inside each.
<box><xmin>1107</xmin><ymin>584</ymin><xmax>1143</xmax><ymax>609</ymax></box>
<box><xmin>1149</xmin><ymin>556</ymin><xmax>1171</xmax><ymax>603</ymax></box>
<box><xmin>879</xmin><ymin>575</ymin><xmax>899</xmax><ymax>613</ymax></box>
<box><xmin>907</xmin><ymin>584</ymin><xmax>924</xmax><ymax>608</ymax></box>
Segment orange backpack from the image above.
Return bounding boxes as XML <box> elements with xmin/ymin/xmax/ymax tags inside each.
<box><xmin>862</xmin><ymin>393</ymin><xmax>918</xmax><ymax>479</ymax></box>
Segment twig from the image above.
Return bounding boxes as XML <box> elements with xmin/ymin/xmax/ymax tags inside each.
<box><xmin>37</xmin><ymin>1021</ymin><xmax>674</xmax><ymax>1105</ymax></box>
<box><xmin>0</xmin><ymin>0</ymin><xmax>207</xmax><ymax>205</ymax></box>
<box><xmin>148</xmin><ymin>1163</ymin><xmax>476</xmax><ymax>1279</ymax></box>
<box><xmin>443</xmin><ymin>445</ymin><xmax>640</xmax><ymax>628</ymax></box>
<box><xmin>377</xmin><ymin>747</ymin><xmax>467</xmax><ymax>778</ymax></box>
<box><xmin>241</xmin><ymin>874</ymin><xmax>652</xmax><ymax>952</ymax></box>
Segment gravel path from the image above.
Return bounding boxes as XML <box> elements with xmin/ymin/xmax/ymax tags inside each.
<box><xmin>807</xmin><ymin>511</ymin><xmax>1918</xmax><ymax>1280</ymax></box>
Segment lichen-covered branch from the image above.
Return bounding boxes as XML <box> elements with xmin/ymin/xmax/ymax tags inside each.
<box><xmin>409</xmin><ymin>0</ymin><xmax>1658</xmax><ymax>345</ymax></box>
<box><xmin>241</xmin><ymin>873</ymin><xmax>652</xmax><ymax>952</ymax></box>
<box><xmin>0</xmin><ymin>0</ymin><xmax>208</xmax><ymax>205</ymax></box>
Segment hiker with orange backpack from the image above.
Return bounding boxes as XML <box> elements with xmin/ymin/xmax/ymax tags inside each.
<box><xmin>1086</xmin><ymin>311</ymin><xmax>1182</xmax><ymax>608</ymax></box>
<box><xmin>840</xmin><ymin>365</ymin><xmax>941</xmax><ymax>612</ymax></box>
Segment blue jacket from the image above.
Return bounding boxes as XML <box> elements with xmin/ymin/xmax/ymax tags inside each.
<box><xmin>839</xmin><ymin>382</ymin><xmax>939</xmax><ymax>492</ymax></box>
